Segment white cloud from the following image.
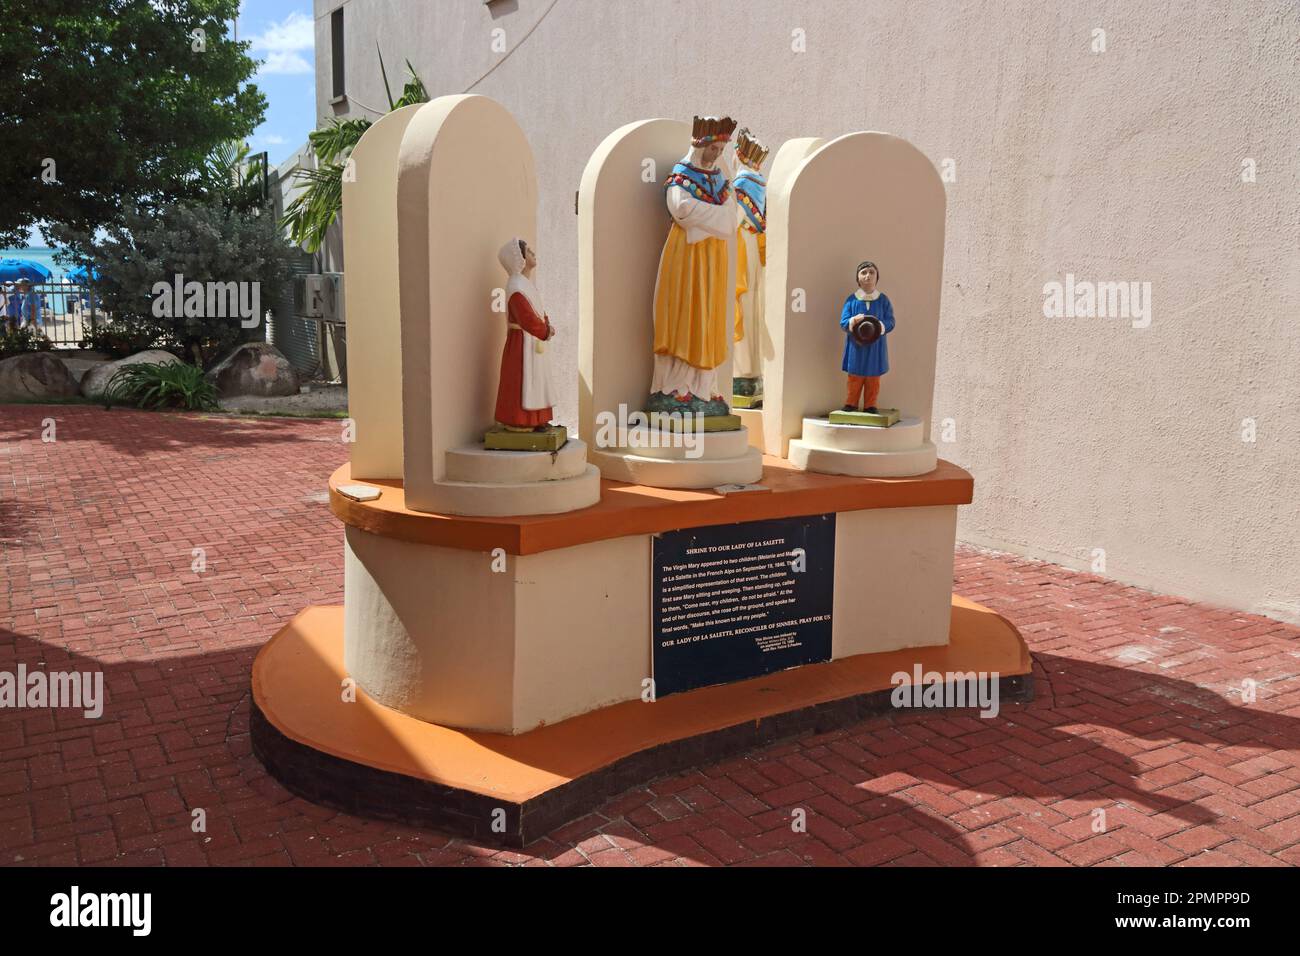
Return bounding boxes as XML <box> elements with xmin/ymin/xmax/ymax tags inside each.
<box><xmin>260</xmin><ymin>133</ymin><xmax>288</xmax><ymax>146</ymax></box>
<box><xmin>260</xmin><ymin>51</ymin><xmax>312</xmax><ymax>75</ymax></box>
<box><xmin>248</xmin><ymin>11</ymin><xmax>314</xmax><ymax>76</ymax></box>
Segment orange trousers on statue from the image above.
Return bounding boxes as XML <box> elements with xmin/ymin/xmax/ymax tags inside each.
<box><xmin>845</xmin><ymin>374</ymin><xmax>881</xmax><ymax>410</ymax></box>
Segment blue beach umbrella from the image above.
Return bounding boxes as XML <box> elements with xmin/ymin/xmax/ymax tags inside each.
<box><xmin>65</xmin><ymin>264</ymin><xmax>101</xmax><ymax>283</ymax></box>
<box><xmin>0</xmin><ymin>258</ymin><xmax>53</xmax><ymax>283</ymax></box>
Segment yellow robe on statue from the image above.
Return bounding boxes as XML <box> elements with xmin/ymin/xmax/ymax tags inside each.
<box><xmin>653</xmin><ymin>222</ymin><xmax>728</xmax><ymax>370</ymax></box>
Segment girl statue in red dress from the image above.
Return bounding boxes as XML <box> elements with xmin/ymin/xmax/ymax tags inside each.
<box><xmin>495</xmin><ymin>238</ymin><xmax>557</xmax><ymax>431</ymax></box>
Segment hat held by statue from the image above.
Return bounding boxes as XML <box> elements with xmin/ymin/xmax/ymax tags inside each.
<box><xmin>735</xmin><ymin>128</ymin><xmax>770</xmax><ymax>171</ymax></box>
<box><xmin>691</xmin><ymin>115</ymin><xmax>737</xmax><ymax>147</ymax></box>
<box><xmin>852</xmin><ymin>315</ymin><xmax>885</xmax><ymax>345</ymax></box>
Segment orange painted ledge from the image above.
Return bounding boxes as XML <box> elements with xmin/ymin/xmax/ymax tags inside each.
<box><xmin>252</xmin><ymin>597</ymin><xmax>1028</xmax><ymax>810</ymax></box>
<box><xmin>329</xmin><ymin>457</ymin><xmax>974</xmax><ymax>555</ymax></box>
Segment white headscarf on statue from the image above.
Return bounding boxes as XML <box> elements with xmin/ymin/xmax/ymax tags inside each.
<box><xmin>498</xmin><ymin>237</ymin><xmax>546</xmax><ymax>322</ymax></box>
<box><xmin>496</xmin><ymin>237</ymin><xmax>555</xmax><ymax>411</ymax></box>
<box><xmin>682</xmin><ymin>141</ymin><xmax>737</xmax><ymax>181</ymax></box>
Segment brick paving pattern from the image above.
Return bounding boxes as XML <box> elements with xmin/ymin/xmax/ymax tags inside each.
<box><xmin>1</xmin><ymin>405</ymin><xmax>1297</xmax><ymax>866</ymax></box>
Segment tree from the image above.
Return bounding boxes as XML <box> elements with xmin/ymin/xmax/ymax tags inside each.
<box><xmin>205</xmin><ymin>140</ymin><xmax>268</xmax><ymax>214</ymax></box>
<box><xmin>281</xmin><ymin>54</ymin><xmax>428</xmax><ymax>253</ymax></box>
<box><xmin>1</xmin><ymin>0</ymin><xmax>266</xmax><ymax>248</ymax></box>
<box><xmin>50</xmin><ymin>200</ymin><xmax>297</xmax><ymax>367</ymax></box>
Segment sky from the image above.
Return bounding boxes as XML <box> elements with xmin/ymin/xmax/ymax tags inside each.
<box><xmin>22</xmin><ymin>1</ymin><xmax>316</xmax><ymax>247</ymax></box>
<box><xmin>239</xmin><ymin>0</ymin><xmax>318</xmax><ymax>168</ymax></box>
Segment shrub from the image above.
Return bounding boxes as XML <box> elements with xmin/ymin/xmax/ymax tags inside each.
<box><xmin>82</xmin><ymin>318</ymin><xmax>173</xmax><ymax>359</ymax></box>
<box><xmin>103</xmin><ymin>361</ymin><xmax>219</xmax><ymax>412</ymax></box>
<box><xmin>50</xmin><ymin>198</ymin><xmax>297</xmax><ymax>368</ymax></box>
<box><xmin>0</xmin><ymin>325</ymin><xmax>54</xmax><ymax>359</ymax></box>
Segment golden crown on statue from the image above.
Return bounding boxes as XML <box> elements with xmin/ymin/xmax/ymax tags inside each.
<box><xmin>735</xmin><ymin>128</ymin><xmax>770</xmax><ymax>171</ymax></box>
<box><xmin>691</xmin><ymin>115</ymin><xmax>738</xmax><ymax>147</ymax></box>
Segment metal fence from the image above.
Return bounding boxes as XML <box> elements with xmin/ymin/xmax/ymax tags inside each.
<box><xmin>1</xmin><ymin>281</ymin><xmax>104</xmax><ymax>347</ymax></box>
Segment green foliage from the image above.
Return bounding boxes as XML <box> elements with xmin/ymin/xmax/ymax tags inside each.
<box><xmin>0</xmin><ymin>325</ymin><xmax>53</xmax><ymax>360</ymax></box>
<box><xmin>1</xmin><ymin>0</ymin><xmax>266</xmax><ymax>248</ymax></box>
<box><xmin>103</xmin><ymin>361</ymin><xmax>219</xmax><ymax>411</ymax></box>
<box><xmin>205</xmin><ymin>140</ymin><xmax>266</xmax><ymax>213</ymax></box>
<box><xmin>81</xmin><ymin>317</ymin><xmax>174</xmax><ymax>359</ymax></box>
<box><xmin>50</xmin><ymin>200</ymin><xmax>297</xmax><ymax>367</ymax></box>
<box><xmin>281</xmin><ymin>55</ymin><xmax>428</xmax><ymax>253</ymax></box>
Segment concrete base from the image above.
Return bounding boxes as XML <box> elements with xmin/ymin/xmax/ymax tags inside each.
<box><xmin>788</xmin><ymin>440</ymin><xmax>938</xmax><ymax>478</ymax></box>
<box><xmin>789</xmin><ymin>415</ymin><xmax>938</xmax><ymax>478</ymax></box>
<box><xmin>800</xmin><ymin>416</ymin><xmax>924</xmax><ymax>452</ymax></box>
<box><xmin>444</xmin><ymin>438</ymin><xmax>590</xmax><ymax>483</ymax></box>
<box><xmin>252</xmin><ymin>599</ymin><xmax>1032</xmax><ymax>846</ymax></box>
<box><xmin>591</xmin><ymin>426</ymin><xmax>765</xmax><ymax>489</ymax></box>
<box><xmin>343</xmin><ymin>498</ymin><xmax>959</xmax><ymax>733</ymax></box>
<box><xmin>429</xmin><ymin>464</ymin><xmax>602</xmax><ymax>517</ymax></box>
<box><xmin>429</xmin><ymin>439</ymin><xmax>601</xmax><ymax>517</ymax></box>
<box><xmin>329</xmin><ymin>457</ymin><xmax>975</xmax><ymax>734</ymax></box>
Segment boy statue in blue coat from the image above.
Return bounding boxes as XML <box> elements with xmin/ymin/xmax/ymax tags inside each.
<box><xmin>840</xmin><ymin>260</ymin><xmax>894</xmax><ymax>412</ymax></box>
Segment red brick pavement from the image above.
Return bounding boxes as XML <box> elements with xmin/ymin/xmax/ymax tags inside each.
<box><xmin>1</xmin><ymin>405</ymin><xmax>1297</xmax><ymax>867</ymax></box>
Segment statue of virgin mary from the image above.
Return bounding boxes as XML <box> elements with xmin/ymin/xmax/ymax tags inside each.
<box><xmin>647</xmin><ymin>115</ymin><xmax>738</xmax><ymax>419</ymax></box>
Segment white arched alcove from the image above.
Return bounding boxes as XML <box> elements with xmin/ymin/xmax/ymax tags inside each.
<box><xmin>398</xmin><ymin>95</ymin><xmax>602</xmax><ymax>515</ymax></box>
<box><xmin>750</xmin><ymin>136</ymin><xmax>825</xmax><ymax>455</ymax></box>
<box><xmin>578</xmin><ymin>118</ymin><xmax>692</xmax><ymax>446</ymax></box>
<box><xmin>578</xmin><ymin>119</ymin><xmax>760</xmax><ymax>488</ymax></box>
<box><xmin>344</xmin><ymin>104</ymin><xmax>421</xmax><ymax>481</ymax></box>
<box><xmin>764</xmin><ymin>133</ymin><xmax>946</xmax><ymax>463</ymax></box>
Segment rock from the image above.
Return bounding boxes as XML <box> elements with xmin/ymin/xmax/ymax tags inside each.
<box><xmin>0</xmin><ymin>353</ymin><xmax>80</xmax><ymax>402</ymax></box>
<box><xmin>79</xmin><ymin>349</ymin><xmax>182</xmax><ymax>399</ymax></box>
<box><xmin>206</xmin><ymin>343</ymin><xmax>301</xmax><ymax>398</ymax></box>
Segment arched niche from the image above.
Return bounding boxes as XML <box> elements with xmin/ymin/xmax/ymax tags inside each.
<box><xmin>397</xmin><ymin>95</ymin><xmax>539</xmax><ymax>512</ymax></box>
<box><xmin>577</xmin><ymin>118</ymin><xmax>737</xmax><ymax>452</ymax></box>
<box><xmin>343</xmin><ymin>104</ymin><xmax>421</xmax><ymax>481</ymax></box>
<box><xmin>764</xmin><ymin>133</ymin><xmax>946</xmax><ymax>458</ymax></box>
<box><xmin>757</xmin><ymin>136</ymin><xmax>825</xmax><ymax>455</ymax></box>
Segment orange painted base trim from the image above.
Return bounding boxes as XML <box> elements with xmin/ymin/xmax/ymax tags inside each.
<box><xmin>330</xmin><ymin>457</ymin><xmax>974</xmax><ymax>555</ymax></box>
<box><xmin>251</xmin><ymin>599</ymin><xmax>1029</xmax><ymax>842</ymax></box>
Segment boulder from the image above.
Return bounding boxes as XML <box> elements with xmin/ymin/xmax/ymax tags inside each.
<box><xmin>206</xmin><ymin>343</ymin><xmax>301</xmax><ymax>398</ymax></box>
<box><xmin>0</xmin><ymin>353</ymin><xmax>80</xmax><ymax>402</ymax></box>
<box><xmin>79</xmin><ymin>349</ymin><xmax>182</xmax><ymax>399</ymax></box>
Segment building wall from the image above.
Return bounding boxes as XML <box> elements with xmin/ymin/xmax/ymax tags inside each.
<box><xmin>313</xmin><ymin>0</ymin><xmax>1300</xmax><ymax>623</ymax></box>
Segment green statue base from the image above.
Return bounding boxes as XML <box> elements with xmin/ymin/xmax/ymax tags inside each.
<box><xmin>828</xmin><ymin>408</ymin><xmax>900</xmax><ymax>428</ymax></box>
<box><xmin>646</xmin><ymin>390</ymin><xmax>731</xmax><ymax>418</ymax></box>
<box><xmin>647</xmin><ymin>413</ymin><xmax>743</xmax><ymax>433</ymax></box>
<box><xmin>732</xmin><ymin>377</ymin><xmax>763</xmax><ymax>409</ymax></box>
<box><xmin>483</xmin><ymin>424</ymin><xmax>569</xmax><ymax>451</ymax></box>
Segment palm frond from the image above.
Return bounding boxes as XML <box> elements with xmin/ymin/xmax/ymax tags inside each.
<box><xmin>378</xmin><ymin>45</ymin><xmax>395</xmax><ymax>110</ymax></box>
<box><xmin>393</xmin><ymin>59</ymin><xmax>429</xmax><ymax>108</ymax></box>
<box><xmin>282</xmin><ymin>163</ymin><xmax>347</xmax><ymax>253</ymax></box>
<box><xmin>308</xmin><ymin>119</ymin><xmax>372</xmax><ymax>165</ymax></box>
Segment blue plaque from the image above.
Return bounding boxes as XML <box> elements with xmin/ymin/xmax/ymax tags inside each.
<box><xmin>652</xmin><ymin>513</ymin><xmax>836</xmax><ymax>697</ymax></box>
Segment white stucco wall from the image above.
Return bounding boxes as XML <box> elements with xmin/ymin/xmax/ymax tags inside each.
<box><xmin>314</xmin><ymin>0</ymin><xmax>1300</xmax><ymax>623</ymax></box>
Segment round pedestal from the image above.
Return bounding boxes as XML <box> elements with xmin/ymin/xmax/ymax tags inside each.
<box><xmin>431</xmin><ymin>464</ymin><xmax>601</xmax><ymax>516</ymax></box>
<box><xmin>788</xmin><ymin>417</ymin><xmax>937</xmax><ymax>478</ymax></box>
<box><xmin>445</xmin><ymin>438</ymin><xmax>591</xmax><ymax>483</ymax></box>
<box><xmin>800</xmin><ymin>416</ymin><xmax>925</xmax><ymax>452</ymax></box>
<box><xmin>788</xmin><ymin>439</ymin><xmax>938</xmax><ymax>478</ymax></box>
<box><xmin>421</xmin><ymin>439</ymin><xmax>602</xmax><ymax>516</ymax></box>
<box><xmin>590</xmin><ymin>426</ymin><xmax>764</xmax><ymax>489</ymax></box>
